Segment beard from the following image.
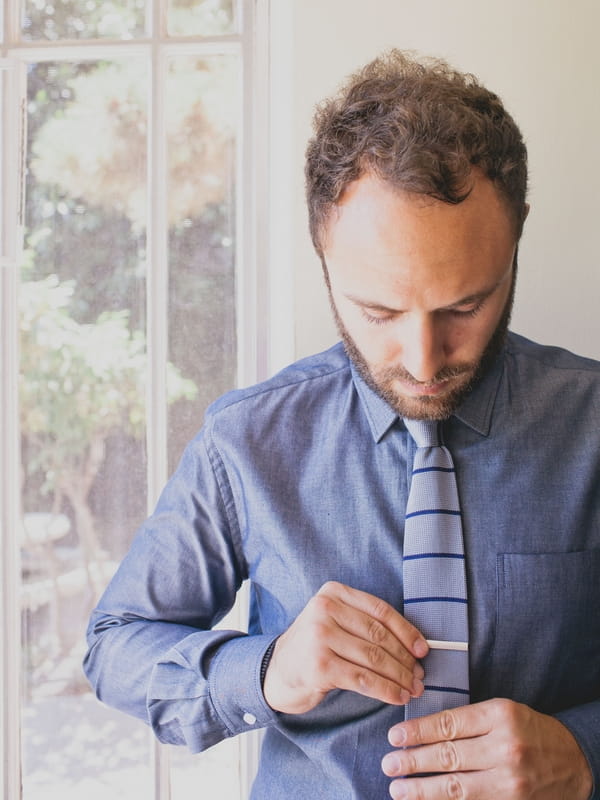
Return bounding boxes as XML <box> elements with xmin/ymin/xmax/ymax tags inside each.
<box><xmin>328</xmin><ymin>268</ymin><xmax>516</xmax><ymax>422</ymax></box>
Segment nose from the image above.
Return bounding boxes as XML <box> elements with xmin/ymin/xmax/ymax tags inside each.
<box><xmin>401</xmin><ymin>314</ymin><xmax>446</xmax><ymax>383</ymax></box>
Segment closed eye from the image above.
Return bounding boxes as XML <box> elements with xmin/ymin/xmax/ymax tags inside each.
<box><xmin>447</xmin><ymin>299</ymin><xmax>486</xmax><ymax>319</ymax></box>
<box><xmin>359</xmin><ymin>307</ymin><xmax>395</xmax><ymax>325</ymax></box>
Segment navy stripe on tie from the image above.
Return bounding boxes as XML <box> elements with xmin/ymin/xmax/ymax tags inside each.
<box><xmin>405</xmin><ymin>509</ymin><xmax>461</xmax><ymax>519</ymax></box>
<box><xmin>403</xmin><ymin>552</ymin><xmax>465</xmax><ymax>561</ymax></box>
<box><xmin>425</xmin><ymin>685</ymin><xmax>470</xmax><ymax>696</ymax></box>
<box><xmin>404</xmin><ymin>596</ymin><xmax>468</xmax><ymax>604</ymax></box>
<box><xmin>413</xmin><ymin>466</ymin><xmax>455</xmax><ymax>475</ymax></box>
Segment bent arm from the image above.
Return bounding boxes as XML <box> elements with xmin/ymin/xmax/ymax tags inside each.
<box><xmin>83</xmin><ymin>428</ymin><xmax>278</xmax><ymax>752</ymax></box>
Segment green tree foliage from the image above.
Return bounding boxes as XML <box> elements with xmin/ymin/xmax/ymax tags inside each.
<box><xmin>22</xmin><ymin>0</ymin><xmax>234</xmax><ymax>41</ymax></box>
<box><xmin>21</xmin><ymin>51</ymin><xmax>237</xmax><ymax>548</ymax></box>
<box><xmin>31</xmin><ymin>58</ymin><xmax>235</xmax><ymax>228</ymax></box>
<box><xmin>20</xmin><ymin>272</ymin><xmax>197</xmax><ymax>575</ymax></box>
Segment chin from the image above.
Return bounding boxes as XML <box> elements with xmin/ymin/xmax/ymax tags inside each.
<box><xmin>382</xmin><ymin>374</ymin><xmax>476</xmax><ymax>421</ymax></box>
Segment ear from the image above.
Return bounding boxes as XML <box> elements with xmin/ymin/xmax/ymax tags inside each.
<box><xmin>523</xmin><ymin>202</ymin><xmax>530</xmax><ymax>220</ymax></box>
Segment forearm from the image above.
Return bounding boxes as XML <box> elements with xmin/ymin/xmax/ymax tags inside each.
<box><xmin>148</xmin><ymin>630</ymin><xmax>279</xmax><ymax>751</ymax></box>
<box><xmin>82</xmin><ymin>423</ymin><xmax>268</xmax><ymax>748</ymax></box>
<box><xmin>84</xmin><ymin>612</ymin><xmax>279</xmax><ymax>752</ymax></box>
<box><xmin>555</xmin><ymin>700</ymin><xmax>600</xmax><ymax>800</ymax></box>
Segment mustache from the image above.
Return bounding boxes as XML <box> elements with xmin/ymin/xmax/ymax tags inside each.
<box><xmin>377</xmin><ymin>362</ymin><xmax>474</xmax><ymax>387</ymax></box>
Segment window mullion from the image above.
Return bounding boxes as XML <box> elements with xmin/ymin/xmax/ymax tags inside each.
<box><xmin>238</xmin><ymin>0</ymin><xmax>270</xmax><ymax>791</ymax></box>
<box><xmin>0</xmin><ymin>55</ymin><xmax>25</xmax><ymax>800</ymax></box>
<box><xmin>147</xmin><ymin>31</ymin><xmax>171</xmax><ymax>800</ymax></box>
<box><xmin>2</xmin><ymin>0</ymin><xmax>21</xmax><ymax>47</ymax></box>
<box><xmin>236</xmin><ymin>0</ymin><xmax>259</xmax><ymax>389</ymax></box>
<box><xmin>146</xmin><ymin>2</ymin><xmax>168</xmax><ymax>516</ymax></box>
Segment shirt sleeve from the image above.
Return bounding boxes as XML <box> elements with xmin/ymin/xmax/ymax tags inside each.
<box><xmin>555</xmin><ymin>702</ymin><xmax>600</xmax><ymax>800</ymax></box>
<box><xmin>83</xmin><ymin>424</ymin><xmax>279</xmax><ymax>752</ymax></box>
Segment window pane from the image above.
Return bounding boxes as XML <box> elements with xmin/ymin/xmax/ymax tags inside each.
<box><xmin>169</xmin><ymin>738</ymin><xmax>243</xmax><ymax>799</ymax></box>
<box><xmin>167</xmin><ymin>0</ymin><xmax>236</xmax><ymax>37</ymax></box>
<box><xmin>20</xmin><ymin>58</ymin><xmax>151</xmax><ymax>799</ymax></box>
<box><xmin>21</xmin><ymin>0</ymin><xmax>147</xmax><ymax>41</ymax></box>
<box><xmin>166</xmin><ymin>53</ymin><xmax>238</xmax><ymax>472</ymax></box>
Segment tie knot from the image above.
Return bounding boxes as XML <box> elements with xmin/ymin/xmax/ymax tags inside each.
<box><xmin>404</xmin><ymin>418</ymin><xmax>440</xmax><ymax>448</ymax></box>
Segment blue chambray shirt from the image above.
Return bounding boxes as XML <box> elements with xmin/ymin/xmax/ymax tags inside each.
<box><xmin>84</xmin><ymin>332</ymin><xmax>600</xmax><ymax>799</ymax></box>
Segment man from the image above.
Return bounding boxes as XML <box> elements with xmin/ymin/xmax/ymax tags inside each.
<box><xmin>84</xmin><ymin>51</ymin><xmax>599</xmax><ymax>799</ymax></box>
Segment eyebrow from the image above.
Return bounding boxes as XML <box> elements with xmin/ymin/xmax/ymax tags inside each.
<box><xmin>344</xmin><ymin>275</ymin><xmax>508</xmax><ymax>315</ymax></box>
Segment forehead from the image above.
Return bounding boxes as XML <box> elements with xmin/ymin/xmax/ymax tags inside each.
<box><xmin>322</xmin><ymin>172</ymin><xmax>516</xmax><ymax>307</ymax></box>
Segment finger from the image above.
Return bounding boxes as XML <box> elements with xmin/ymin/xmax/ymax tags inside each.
<box><xmin>382</xmin><ymin>735</ymin><xmax>494</xmax><ymax>778</ymax></box>
<box><xmin>322</xmin><ymin>648</ymin><xmax>417</xmax><ymax>706</ymax></box>
<box><xmin>298</xmin><ymin>604</ymin><xmax>422</xmax><ymax>701</ymax></box>
<box><xmin>316</xmin><ymin>589</ymin><xmax>424</xmax><ymax>678</ymax></box>
<box><xmin>319</xmin><ymin>581</ymin><xmax>429</xmax><ymax>658</ymax></box>
<box><xmin>388</xmin><ymin>700</ymin><xmax>495</xmax><ymax>748</ymax></box>
<box><xmin>387</xmin><ymin>771</ymin><xmax>487</xmax><ymax>800</ymax></box>
<box><xmin>264</xmin><ymin>584</ymin><xmax>427</xmax><ymax>714</ymax></box>
<box><xmin>326</xmin><ymin>625</ymin><xmax>425</xmax><ymax>700</ymax></box>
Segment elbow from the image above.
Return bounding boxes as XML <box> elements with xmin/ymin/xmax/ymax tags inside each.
<box><xmin>81</xmin><ymin>609</ymin><xmax>134</xmax><ymax>699</ymax></box>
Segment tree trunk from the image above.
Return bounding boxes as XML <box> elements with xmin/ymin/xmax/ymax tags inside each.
<box><xmin>60</xmin><ymin>435</ymin><xmax>107</xmax><ymax>599</ymax></box>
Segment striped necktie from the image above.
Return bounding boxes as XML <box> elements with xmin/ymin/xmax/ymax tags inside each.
<box><xmin>402</xmin><ymin>419</ymin><xmax>470</xmax><ymax>718</ymax></box>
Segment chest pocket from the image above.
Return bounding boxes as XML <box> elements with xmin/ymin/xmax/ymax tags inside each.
<box><xmin>488</xmin><ymin>550</ymin><xmax>600</xmax><ymax>713</ymax></box>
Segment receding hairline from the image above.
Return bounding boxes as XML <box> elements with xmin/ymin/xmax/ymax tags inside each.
<box><xmin>305</xmin><ymin>48</ymin><xmax>529</xmax><ymax>256</ymax></box>
<box><xmin>318</xmin><ymin>168</ymin><xmax>524</xmax><ymax>254</ymax></box>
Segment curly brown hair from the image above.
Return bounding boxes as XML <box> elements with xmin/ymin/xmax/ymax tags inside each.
<box><xmin>305</xmin><ymin>50</ymin><xmax>528</xmax><ymax>256</ymax></box>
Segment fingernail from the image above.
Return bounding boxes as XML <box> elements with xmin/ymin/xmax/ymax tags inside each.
<box><xmin>399</xmin><ymin>689</ymin><xmax>411</xmax><ymax>705</ymax></box>
<box><xmin>389</xmin><ymin>725</ymin><xmax>407</xmax><ymax>747</ymax></box>
<box><xmin>413</xmin><ymin>662</ymin><xmax>424</xmax><ymax>680</ymax></box>
<box><xmin>381</xmin><ymin>752</ymin><xmax>401</xmax><ymax>775</ymax></box>
<box><xmin>411</xmin><ymin>677</ymin><xmax>424</xmax><ymax>697</ymax></box>
<box><xmin>413</xmin><ymin>638</ymin><xmax>429</xmax><ymax>658</ymax></box>
<box><xmin>390</xmin><ymin>785</ymin><xmax>408</xmax><ymax>800</ymax></box>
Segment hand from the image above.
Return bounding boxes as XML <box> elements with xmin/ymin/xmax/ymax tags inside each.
<box><xmin>262</xmin><ymin>581</ymin><xmax>428</xmax><ymax>714</ymax></box>
<box><xmin>381</xmin><ymin>698</ymin><xmax>593</xmax><ymax>799</ymax></box>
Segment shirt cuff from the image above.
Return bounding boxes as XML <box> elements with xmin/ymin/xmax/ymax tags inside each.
<box><xmin>208</xmin><ymin>633</ymin><xmax>280</xmax><ymax>736</ymax></box>
<box><xmin>555</xmin><ymin>701</ymin><xmax>600</xmax><ymax>800</ymax></box>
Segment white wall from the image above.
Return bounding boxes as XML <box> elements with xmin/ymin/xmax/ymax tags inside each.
<box><xmin>270</xmin><ymin>0</ymin><xmax>600</xmax><ymax>366</ymax></box>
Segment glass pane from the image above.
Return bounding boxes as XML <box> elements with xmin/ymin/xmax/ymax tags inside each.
<box><xmin>20</xmin><ymin>58</ymin><xmax>151</xmax><ymax>799</ymax></box>
<box><xmin>21</xmin><ymin>0</ymin><xmax>147</xmax><ymax>41</ymax></box>
<box><xmin>167</xmin><ymin>0</ymin><xmax>236</xmax><ymax>37</ymax></box>
<box><xmin>169</xmin><ymin>738</ymin><xmax>242</xmax><ymax>798</ymax></box>
<box><xmin>166</xmin><ymin>54</ymin><xmax>238</xmax><ymax>472</ymax></box>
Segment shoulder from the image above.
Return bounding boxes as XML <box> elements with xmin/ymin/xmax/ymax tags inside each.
<box><xmin>505</xmin><ymin>331</ymin><xmax>600</xmax><ymax>375</ymax></box>
<box><xmin>502</xmin><ymin>332</ymin><xmax>600</xmax><ymax>420</ymax></box>
<box><xmin>205</xmin><ymin>342</ymin><xmax>351</xmax><ymax>423</ymax></box>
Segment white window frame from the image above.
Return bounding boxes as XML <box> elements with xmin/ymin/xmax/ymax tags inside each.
<box><xmin>0</xmin><ymin>0</ymin><xmax>279</xmax><ymax>796</ymax></box>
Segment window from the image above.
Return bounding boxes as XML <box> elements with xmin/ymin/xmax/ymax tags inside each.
<box><xmin>1</xmin><ymin>0</ymin><xmax>270</xmax><ymax>797</ymax></box>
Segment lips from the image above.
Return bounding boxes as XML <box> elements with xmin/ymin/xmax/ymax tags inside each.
<box><xmin>393</xmin><ymin>377</ymin><xmax>454</xmax><ymax>397</ymax></box>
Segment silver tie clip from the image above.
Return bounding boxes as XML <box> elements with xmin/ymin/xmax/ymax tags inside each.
<box><xmin>425</xmin><ymin>639</ymin><xmax>469</xmax><ymax>652</ymax></box>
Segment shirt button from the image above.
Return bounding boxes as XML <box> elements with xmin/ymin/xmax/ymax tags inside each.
<box><xmin>243</xmin><ymin>712</ymin><xmax>257</xmax><ymax>726</ymax></box>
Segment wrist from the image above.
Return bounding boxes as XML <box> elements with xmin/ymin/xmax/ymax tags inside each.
<box><xmin>260</xmin><ymin>636</ymin><xmax>279</xmax><ymax>691</ymax></box>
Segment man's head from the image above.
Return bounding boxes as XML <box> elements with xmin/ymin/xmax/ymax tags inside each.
<box><xmin>305</xmin><ymin>50</ymin><xmax>528</xmax><ymax>420</ymax></box>
<box><xmin>306</xmin><ymin>50</ymin><xmax>528</xmax><ymax>256</ymax></box>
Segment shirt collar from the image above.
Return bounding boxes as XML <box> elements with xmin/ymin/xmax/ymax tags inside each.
<box><xmin>349</xmin><ymin>361</ymin><xmax>397</xmax><ymax>442</ymax></box>
<box><xmin>349</xmin><ymin>342</ymin><xmax>506</xmax><ymax>442</ymax></box>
